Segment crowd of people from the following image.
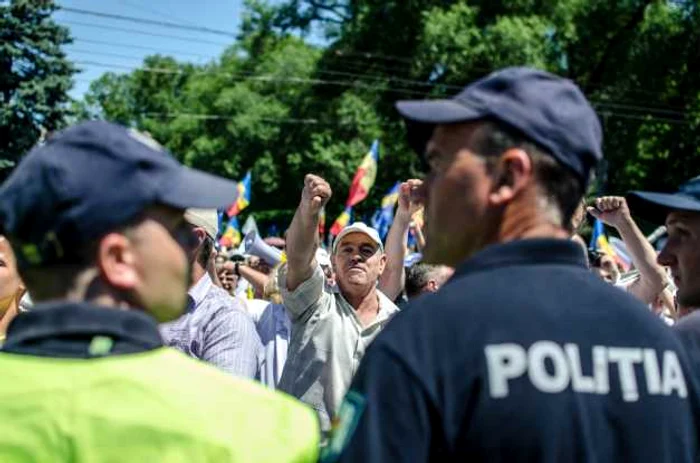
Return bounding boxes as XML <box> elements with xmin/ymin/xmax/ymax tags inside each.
<box><xmin>0</xmin><ymin>66</ymin><xmax>699</xmax><ymax>461</ymax></box>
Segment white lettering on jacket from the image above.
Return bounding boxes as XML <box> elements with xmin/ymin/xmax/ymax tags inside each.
<box><xmin>484</xmin><ymin>341</ymin><xmax>687</xmax><ymax>401</ymax></box>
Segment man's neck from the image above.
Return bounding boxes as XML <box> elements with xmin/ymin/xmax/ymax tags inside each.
<box><xmin>190</xmin><ymin>262</ymin><xmax>206</xmax><ymax>289</ymax></box>
<box><xmin>491</xmin><ymin>192</ymin><xmax>570</xmax><ymax>244</ymax></box>
<box><xmin>344</xmin><ymin>286</ymin><xmax>380</xmax><ymax>327</ymax></box>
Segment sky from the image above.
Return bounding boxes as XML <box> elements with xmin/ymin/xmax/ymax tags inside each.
<box><xmin>54</xmin><ymin>0</ymin><xmax>247</xmax><ymax>99</ymax></box>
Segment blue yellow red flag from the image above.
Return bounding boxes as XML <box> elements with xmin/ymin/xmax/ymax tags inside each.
<box><xmin>371</xmin><ymin>182</ymin><xmax>400</xmax><ymax>239</ymax></box>
<box><xmin>219</xmin><ymin>216</ymin><xmax>242</xmax><ymax>248</ymax></box>
<box><xmin>590</xmin><ymin>218</ymin><xmax>618</xmax><ymax>258</ymax></box>
<box><xmin>226</xmin><ymin>171</ymin><xmax>252</xmax><ymax>217</ymax></box>
<box><xmin>330</xmin><ymin>206</ymin><xmax>352</xmax><ymax>236</ymax></box>
<box><xmin>345</xmin><ymin>140</ymin><xmax>379</xmax><ymax>207</ymax></box>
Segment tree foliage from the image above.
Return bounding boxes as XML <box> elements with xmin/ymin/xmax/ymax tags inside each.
<box><xmin>0</xmin><ymin>0</ymin><xmax>75</xmax><ymax>178</ymax></box>
<box><xmin>73</xmin><ymin>0</ymin><xmax>700</xmax><ymax>229</ymax></box>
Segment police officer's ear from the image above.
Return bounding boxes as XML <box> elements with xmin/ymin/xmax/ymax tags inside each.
<box><xmin>97</xmin><ymin>232</ymin><xmax>139</xmax><ymax>290</ymax></box>
<box><xmin>488</xmin><ymin>148</ymin><xmax>533</xmax><ymax>207</ymax></box>
<box><xmin>190</xmin><ymin>227</ymin><xmax>208</xmax><ymax>256</ymax></box>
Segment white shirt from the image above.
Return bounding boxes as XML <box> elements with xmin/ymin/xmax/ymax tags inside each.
<box><xmin>277</xmin><ymin>264</ymin><xmax>399</xmax><ymax>432</ymax></box>
<box><xmin>245</xmin><ymin>299</ymin><xmax>291</xmax><ymax>389</ymax></box>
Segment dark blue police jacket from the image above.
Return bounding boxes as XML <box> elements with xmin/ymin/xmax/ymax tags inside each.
<box><xmin>326</xmin><ymin>238</ymin><xmax>700</xmax><ymax>463</ymax></box>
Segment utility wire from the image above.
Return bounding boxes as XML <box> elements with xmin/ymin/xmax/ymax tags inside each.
<box><xmin>72</xmin><ymin>58</ymin><xmax>691</xmax><ymax>119</ymax></box>
<box><xmin>69</xmin><ymin>38</ymin><xmax>215</xmax><ymax>59</ymax></box>
<box><xmin>60</xmin><ymin>6</ymin><xmax>238</xmax><ymax>38</ymax></box>
<box><xmin>60</xmin><ymin>19</ymin><xmax>232</xmax><ymax>46</ymax></box>
<box><xmin>117</xmin><ymin>0</ymin><xmax>200</xmax><ymax>27</ymax></box>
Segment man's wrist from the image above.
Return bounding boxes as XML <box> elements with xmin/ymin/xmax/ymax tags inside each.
<box><xmin>614</xmin><ymin>216</ymin><xmax>636</xmax><ymax>235</ymax></box>
<box><xmin>299</xmin><ymin>201</ymin><xmax>321</xmax><ymax>219</ymax></box>
<box><xmin>394</xmin><ymin>210</ymin><xmax>412</xmax><ymax>225</ymax></box>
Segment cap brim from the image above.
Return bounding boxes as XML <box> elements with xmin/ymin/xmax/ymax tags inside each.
<box><xmin>159</xmin><ymin>166</ymin><xmax>238</xmax><ymax>210</ymax></box>
<box><xmin>626</xmin><ymin>191</ymin><xmax>700</xmax><ymax>225</ymax></box>
<box><xmin>395</xmin><ymin>100</ymin><xmax>483</xmax><ymax>159</ymax></box>
<box><xmin>332</xmin><ymin>229</ymin><xmax>383</xmax><ymax>255</ymax></box>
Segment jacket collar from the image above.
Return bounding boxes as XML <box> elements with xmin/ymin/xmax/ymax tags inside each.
<box><xmin>451</xmin><ymin>238</ymin><xmax>587</xmax><ymax>281</ymax></box>
<box><xmin>2</xmin><ymin>301</ymin><xmax>163</xmax><ymax>358</ymax></box>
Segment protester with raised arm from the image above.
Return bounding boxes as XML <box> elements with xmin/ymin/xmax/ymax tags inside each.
<box><xmin>588</xmin><ymin>196</ymin><xmax>669</xmax><ymax>304</ymax></box>
<box><xmin>379</xmin><ymin>179</ymin><xmax>422</xmax><ymax>301</ymax></box>
<box><xmin>278</xmin><ymin>174</ymin><xmax>399</xmax><ymax>433</ymax></box>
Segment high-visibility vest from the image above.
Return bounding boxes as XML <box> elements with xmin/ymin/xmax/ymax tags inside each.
<box><xmin>0</xmin><ymin>348</ymin><xmax>319</xmax><ymax>462</ymax></box>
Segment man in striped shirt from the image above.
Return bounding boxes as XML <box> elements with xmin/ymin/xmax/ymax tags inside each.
<box><xmin>160</xmin><ymin>209</ymin><xmax>262</xmax><ymax>378</ymax></box>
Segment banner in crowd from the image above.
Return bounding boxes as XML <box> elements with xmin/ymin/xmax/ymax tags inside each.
<box><xmin>330</xmin><ymin>206</ymin><xmax>352</xmax><ymax>236</ymax></box>
<box><xmin>220</xmin><ymin>215</ymin><xmax>242</xmax><ymax>247</ymax></box>
<box><xmin>345</xmin><ymin>140</ymin><xmax>379</xmax><ymax>208</ymax></box>
<box><xmin>371</xmin><ymin>181</ymin><xmax>400</xmax><ymax>239</ymax></box>
<box><xmin>589</xmin><ymin>218</ymin><xmax>628</xmax><ymax>270</ymax></box>
<box><xmin>227</xmin><ymin>171</ymin><xmax>252</xmax><ymax>217</ymax></box>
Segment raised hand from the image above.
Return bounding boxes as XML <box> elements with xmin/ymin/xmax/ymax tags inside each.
<box><xmin>396</xmin><ymin>179</ymin><xmax>424</xmax><ymax>220</ymax></box>
<box><xmin>587</xmin><ymin>196</ymin><xmax>632</xmax><ymax>229</ymax></box>
<box><xmin>300</xmin><ymin>174</ymin><xmax>332</xmax><ymax>215</ymax></box>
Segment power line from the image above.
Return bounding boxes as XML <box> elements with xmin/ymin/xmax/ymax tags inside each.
<box><xmin>58</xmin><ymin>6</ymin><xmax>683</xmax><ymax>102</ymax></box>
<box><xmin>60</xmin><ymin>6</ymin><xmax>238</xmax><ymax>38</ymax></box>
<box><xmin>60</xmin><ymin>19</ymin><xmax>232</xmax><ymax>46</ymax></box>
<box><xmin>70</xmin><ymin>48</ymin><xmax>210</xmax><ymax>65</ymax></box>
<box><xmin>69</xmin><ymin>38</ymin><xmax>215</xmax><ymax>60</ymax></box>
<box><xmin>72</xmin><ymin>59</ymin><xmax>437</xmax><ymax>98</ymax></box>
<box><xmin>72</xmin><ymin>58</ymin><xmax>690</xmax><ymax>119</ymax></box>
<box><xmin>117</xmin><ymin>0</ymin><xmax>199</xmax><ymax>27</ymax></box>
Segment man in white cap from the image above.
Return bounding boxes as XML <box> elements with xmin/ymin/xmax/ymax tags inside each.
<box><xmin>160</xmin><ymin>208</ymin><xmax>262</xmax><ymax>379</ymax></box>
<box><xmin>278</xmin><ymin>174</ymin><xmax>400</xmax><ymax>433</ymax></box>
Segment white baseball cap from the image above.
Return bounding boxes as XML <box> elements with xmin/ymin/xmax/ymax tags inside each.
<box><xmin>332</xmin><ymin>222</ymin><xmax>383</xmax><ymax>255</ymax></box>
<box><xmin>184</xmin><ymin>208</ymin><xmax>218</xmax><ymax>239</ymax></box>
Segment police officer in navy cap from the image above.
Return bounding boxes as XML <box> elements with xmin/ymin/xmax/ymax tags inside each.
<box><xmin>628</xmin><ymin>176</ymin><xmax>700</xmax><ymax>383</ymax></box>
<box><xmin>324</xmin><ymin>68</ymin><xmax>699</xmax><ymax>462</ymax></box>
<box><xmin>0</xmin><ymin>122</ymin><xmax>320</xmax><ymax>461</ymax></box>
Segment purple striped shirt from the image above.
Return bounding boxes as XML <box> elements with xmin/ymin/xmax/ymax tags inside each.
<box><xmin>159</xmin><ymin>274</ymin><xmax>262</xmax><ymax>379</ymax></box>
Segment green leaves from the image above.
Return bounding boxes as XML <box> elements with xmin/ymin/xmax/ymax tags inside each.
<box><xmin>64</xmin><ymin>0</ymin><xmax>700</xmax><ymax>230</ymax></box>
<box><xmin>1</xmin><ymin>0</ymin><xmax>75</xmax><ymax>179</ymax></box>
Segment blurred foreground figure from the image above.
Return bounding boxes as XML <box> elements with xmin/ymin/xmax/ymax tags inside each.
<box><xmin>0</xmin><ymin>236</ymin><xmax>26</xmax><ymax>342</ymax></box>
<box><xmin>326</xmin><ymin>68</ymin><xmax>699</xmax><ymax>462</ymax></box>
<box><xmin>0</xmin><ymin>122</ymin><xmax>318</xmax><ymax>462</ymax></box>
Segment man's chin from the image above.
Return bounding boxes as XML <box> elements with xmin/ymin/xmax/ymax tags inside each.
<box><xmin>677</xmin><ymin>289</ymin><xmax>700</xmax><ymax>309</ymax></box>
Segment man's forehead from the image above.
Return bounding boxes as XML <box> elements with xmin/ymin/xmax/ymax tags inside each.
<box><xmin>666</xmin><ymin>210</ymin><xmax>700</xmax><ymax>227</ymax></box>
<box><xmin>336</xmin><ymin>232</ymin><xmax>378</xmax><ymax>248</ymax></box>
<box><xmin>427</xmin><ymin>121</ymin><xmax>483</xmax><ymax>154</ymax></box>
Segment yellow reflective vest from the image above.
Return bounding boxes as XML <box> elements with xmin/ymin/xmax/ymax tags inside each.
<box><xmin>0</xmin><ymin>348</ymin><xmax>319</xmax><ymax>462</ymax></box>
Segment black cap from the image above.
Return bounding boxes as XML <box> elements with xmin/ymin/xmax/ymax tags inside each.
<box><xmin>627</xmin><ymin>176</ymin><xmax>700</xmax><ymax>225</ymax></box>
<box><xmin>0</xmin><ymin>121</ymin><xmax>238</xmax><ymax>267</ymax></box>
<box><xmin>395</xmin><ymin>67</ymin><xmax>603</xmax><ymax>188</ymax></box>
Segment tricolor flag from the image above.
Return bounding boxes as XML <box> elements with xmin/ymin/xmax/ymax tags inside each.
<box><xmin>371</xmin><ymin>182</ymin><xmax>401</xmax><ymax>239</ymax></box>
<box><xmin>345</xmin><ymin>140</ymin><xmax>379</xmax><ymax>207</ymax></box>
<box><xmin>219</xmin><ymin>216</ymin><xmax>242</xmax><ymax>248</ymax></box>
<box><xmin>226</xmin><ymin>171</ymin><xmax>252</xmax><ymax>217</ymax></box>
<box><xmin>330</xmin><ymin>206</ymin><xmax>352</xmax><ymax>236</ymax></box>
<box><xmin>590</xmin><ymin>218</ymin><xmax>619</xmax><ymax>262</ymax></box>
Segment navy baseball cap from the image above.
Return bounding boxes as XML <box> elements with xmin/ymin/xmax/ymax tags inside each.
<box><xmin>627</xmin><ymin>175</ymin><xmax>700</xmax><ymax>225</ymax></box>
<box><xmin>0</xmin><ymin>121</ymin><xmax>238</xmax><ymax>267</ymax></box>
<box><xmin>395</xmin><ymin>67</ymin><xmax>603</xmax><ymax>188</ymax></box>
